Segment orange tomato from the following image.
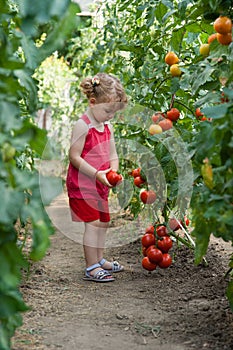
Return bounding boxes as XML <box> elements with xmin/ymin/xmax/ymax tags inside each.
<box><xmin>217</xmin><ymin>32</ymin><xmax>232</xmax><ymax>45</ymax></box>
<box><xmin>214</xmin><ymin>16</ymin><xmax>232</xmax><ymax>34</ymax></box>
<box><xmin>165</xmin><ymin>51</ymin><xmax>179</xmax><ymax>66</ymax></box>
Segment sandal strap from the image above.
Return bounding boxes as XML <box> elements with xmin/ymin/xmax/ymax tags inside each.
<box><xmin>99</xmin><ymin>258</ymin><xmax>106</xmax><ymax>266</ymax></box>
<box><xmin>86</xmin><ymin>262</ymin><xmax>101</xmax><ymax>272</ymax></box>
<box><xmin>112</xmin><ymin>261</ymin><xmax>122</xmax><ymax>271</ymax></box>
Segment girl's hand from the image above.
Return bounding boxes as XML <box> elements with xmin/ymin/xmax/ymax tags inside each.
<box><xmin>96</xmin><ymin>168</ymin><xmax>113</xmax><ymax>187</ymax></box>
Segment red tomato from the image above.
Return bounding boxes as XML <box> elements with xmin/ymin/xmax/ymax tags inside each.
<box><xmin>141</xmin><ymin>233</ymin><xmax>156</xmax><ymax>248</ymax></box>
<box><xmin>158</xmin><ymin>119</ymin><xmax>173</xmax><ymax>131</ymax></box>
<box><xmin>132</xmin><ymin>168</ymin><xmax>141</xmax><ymax>178</ymax></box>
<box><xmin>140</xmin><ymin>190</ymin><xmax>156</xmax><ymax>204</ymax></box>
<box><xmin>158</xmin><ymin>253</ymin><xmax>172</xmax><ymax>268</ymax></box>
<box><xmin>168</xmin><ymin>218</ymin><xmax>181</xmax><ymax>231</ymax></box>
<box><xmin>145</xmin><ymin>225</ymin><xmax>154</xmax><ymax>234</ymax></box>
<box><xmin>151</xmin><ymin>112</ymin><xmax>164</xmax><ymax>123</ymax></box>
<box><xmin>134</xmin><ymin>176</ymin><xmax>145</xmax><ymax>188</ymax></box>
<box><xmin>195</xmin><ymin>108</ymin><xmax>203</xmax><ymax>119</ymax></box>
<box><xmin>142</xmin><ymin>256</ymin><xmax>157</xmax><ymax>271</ymax></box>
<box><xmin>156</xmin><ymin>225</ymin><xmax>167</xmax><ymax>237</ymax></box>
<box><xmin>147</xmin><ymin>247</ymin><xmax>163</xmax><ymax>264</ymax></box>
<box><xmin>142</xmin><ymin>246</ymin><xmax>148</xmax><ymax>257</ymax></box>
<box><xmin>106</xmin><ymin>170</ymin><xmax>122</xmax><ymax>186</ymax></box>
<box><xmin>166</xmin><ymin>108</ymin><xmax>180</xmax><ymax>121</ymax></box>
<box><xmin>157</xmin><ymin>236</ymin><xmax>173</xmax><ymax>253</ymax></box>
<box><xmin>185</xmin><ymin>216</ymin><xmax>190</xmax><ymax>226</ymax></box>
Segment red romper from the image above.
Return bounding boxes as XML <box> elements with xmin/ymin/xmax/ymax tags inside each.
<box><xmin>66</xmin><ymin>114</ymin><xmax>111</xmax><ymax>222</ymax></box>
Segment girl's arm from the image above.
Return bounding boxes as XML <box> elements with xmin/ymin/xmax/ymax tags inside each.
<box><xmin>109</xmin><ymin>124</ymin><xmax>119</xmax><ymax>172</ymax></box>
<box><xmin>69</xmin><ymin>119</ymin><xmax>112</xmax><ymax>186</ymax></box>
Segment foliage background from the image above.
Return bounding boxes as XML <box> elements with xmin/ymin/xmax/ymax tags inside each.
<box><xmin>0</xmin><ymin>0</ymin><xmax>232</xmax><ymax>348</ymax></box>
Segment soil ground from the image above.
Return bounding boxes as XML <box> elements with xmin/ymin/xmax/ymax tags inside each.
<box><xmin>12</xmin><ymin>195</ymin><xmax>233</xmax><ymax>350</ymax></box>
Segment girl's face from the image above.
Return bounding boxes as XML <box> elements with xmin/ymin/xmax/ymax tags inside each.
<box><xmin>90</xmin><ymin>101</ymin><xmax>126</xmax><ymax>123</ymax></box>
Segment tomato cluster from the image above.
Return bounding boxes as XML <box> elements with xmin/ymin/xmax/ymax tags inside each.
<box><xmin>141</xmin><ymin>224</ymin><xmax>173</xmax><ymax>271</ymax></box>
<box><xmin>130</xmin><ymin>168</ymin><xmax>156</xmax><ymax>204</ymax></box>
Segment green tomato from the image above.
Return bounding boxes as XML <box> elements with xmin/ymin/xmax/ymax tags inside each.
<box><xmin>2</xmin><ymin>143</ymin><xmax>16</xmax><ymax>162</ymax></box>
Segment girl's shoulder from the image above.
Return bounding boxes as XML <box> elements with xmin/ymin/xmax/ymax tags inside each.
<box><xmin>72</xmin><ymin>115</ymin><xmax>89</xmax><ymax>136</ymax></box>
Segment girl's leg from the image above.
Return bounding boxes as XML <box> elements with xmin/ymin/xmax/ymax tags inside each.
<box><xmin>83</xmin><ymin>220</ymin><xmax>108</xmax><ymax>275</ymax></box>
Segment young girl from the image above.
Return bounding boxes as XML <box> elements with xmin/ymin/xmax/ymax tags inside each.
<box><xmin>66</xmin><ymin>73</ymin><xmax>127</xmax><ymax>282</ymax></box>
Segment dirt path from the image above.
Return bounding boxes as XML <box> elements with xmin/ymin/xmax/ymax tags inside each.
<box><xmin>13</xmin><ymin>196</ymin><xmax>233</xmax><ymax>350</ymax></box>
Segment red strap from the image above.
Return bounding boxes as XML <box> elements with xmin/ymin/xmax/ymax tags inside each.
<box><xmin>81</xmin><ymin>114</ymin><xmax>91</xmax><ymax>125</ymax></box>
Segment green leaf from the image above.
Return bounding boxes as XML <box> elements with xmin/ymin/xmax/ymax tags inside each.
<box><xmin>202</xmin><ymin>104</ymin><xmax>230</xmax><ymax>119</ymax></box>
<box><xmin>30</xmin><ymin>219</ymin><xmax>53</xmax><ymax>261</ymax></box>
<box><xmin>38</xmin><ymin>3</ymin><xmax>81</xmax><ymax>62</ymax></box>
<box><xmin>0</xmin><ymin>182</ymin><xmax>25</xmax><ymax>225</ymax></box>
<box><xmin>0</xmin><ymin>291</ymin><xmax>28</xmax><ymax>318</ymax></box>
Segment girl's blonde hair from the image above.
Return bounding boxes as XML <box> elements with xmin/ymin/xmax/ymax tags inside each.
<box><xmin>80</xmin><ymin>73</ymin><xmax>127</xmax><ymax>105</ymax></box>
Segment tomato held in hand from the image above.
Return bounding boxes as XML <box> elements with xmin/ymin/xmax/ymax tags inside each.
<box><xmin>147</xmin><ymin>247</ymin><xmax>163</xmax><ymax>264</ymax></box>
<box><xmin>106</xmin><ymin>170</ymin><xmax>122</xmax><ymax>186</ymax></box>
<box><xmin>141</xmin><ymin>233</ymin><xmax>156</xmax><ymax>248</ymax></box>
<box><xmin>140</xmin><ymin>190</ymin><xmax>156</xmax><ymax>204</ymax></box>
<box><xmin>157</xmin><ymin>236</ymin><xmax>173</xmax><ymax>253</ymax></box>
<box><xmin>156</xmin><ymin>225</ymin><xmax>167</xmax><ymax>237</ymax></box>
<box><xmin>158</xmin><ymin>253</ymin><xmax>172</xmax><ymax>268</ymax></box>
<box><xmin>142</xmin><ymin>256</ymin><xmax>157</xmax><ymax>271</ymax></box>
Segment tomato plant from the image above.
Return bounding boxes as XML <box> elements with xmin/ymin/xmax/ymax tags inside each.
<box><xmin>0</xmin><ymin>1</ymin><xmax>81</xmax><ymax>349</ymax></box>
<box><xmin>65</xmin><ymin>0</ymin><xmax>233</xmax><ymax>309</ymax></box>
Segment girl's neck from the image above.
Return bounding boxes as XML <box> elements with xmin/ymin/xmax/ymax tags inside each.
<box><xmin>86</xmin><ymin>107</ymin><xmax>104</xmax><ymax>129</ymax></box>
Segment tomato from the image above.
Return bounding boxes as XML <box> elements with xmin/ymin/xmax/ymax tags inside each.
<box><xmin>158</xmin><ymin>253</ymin><xmax>172</xmax><ymax>268</ymax></box>
<box><xmin>147</xmin><ymin>247</ymin><xmax>163</xmax><ymax>264</ymax></box>
<box><xmin>166</xmin><ymin>108</ymin><xmax>180</xmax><ymax>121</ymax></box>
<box><xmin>199</xmin><ymin>43</ymin><xmax>210</xmax><ymax>56</ymax></box>
<box><xmin>157</xmin><ymin>236</ymin><xmax>173</xmax><ymax>253</ymax></box>
<box><xmin>170</xmin><ymin>64</ymin><xmax>182</xmax><ymax>77</ymax></box>
<box><xmin>195</xmin><ymin>108</ymin><xmax>204</xmax><ymax>119</ymax></box>
<box><xmin>142</xmin><ymin>256</ymin><xmax>157</xmax><ymax>271</ymax></box>
<box><xmin>156</xmin><ymin>225</ymin><xmax>167</xmax><ymax>237</ymax></box>
<box><xmin>142</xmin><ymin>246</ymin><xmax>148</xmax><ymax>257</ymax></box>
<box><xmin>185</xmin><ymin>217</ymin><xmax>190</xmax><ymax>226</ymax></box>
<box><xmin>141</xmin><ymin>233</ymin><xmax>156</xmax><ymax>248</ymax></box>
<box><xmin>208</xmin><ymin>33</ymin><xmax>217</xmax><ymax>44</ymax></box>
<box><xmin>140</xmin><ymin>190</ymin><xmax>156</xmax><ymax>204</ymax></box>
<box><xmin>106</xmin><ymin>170</ymin><xmax>122</xmax><ymax>186</ymax></box>
<box><xmin>214</xmin><ymin>16</ymin><xmax>232</xmax><ymax>35</ymax></box>
<box><xmin>168</xmin><ymin>218</ymin><xmax>181</xmax><ymax>231</ymax></box>
<box><xmin>165</xmin><ymin>51</ymin><xmax>179</xmax><ymax>66</ymax></box>
<box><xmin>217</xmin><ymin>32</ymin><xmax>232</xmax><ymax>46</ymax></box>
<box><xmin>148</xmin><ymin>124</ymin><xmax>163</xmax><ymax>135</ymax></box>
<box><xmin>158</xmin><ymin>119</ymin><xmax>173</xmax><ymax>131</ymax></box>
<box><xmin>132</xmin><ymin>168</ymin><xmax>141</xmax><ymax>178</ymax></box>
<box><xmin>145</xmin><ymin>225</ymin><xmax>154</xmax><ymax>234</ymax></box>
<box><xmin>134</xmin><ymin>176</ymin><xmax>145</xmax><ymax>188</ymax></box>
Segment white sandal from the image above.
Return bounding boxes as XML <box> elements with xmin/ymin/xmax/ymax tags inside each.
<box><xmin>83</xmin><ymin>263</ymin><xmax>115</xmax><ymax>282</ymax></box>
<box><xmin>99</xmin><ymin>258</ymin><xmax>124</xmax><ymax>273</ymax></box>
